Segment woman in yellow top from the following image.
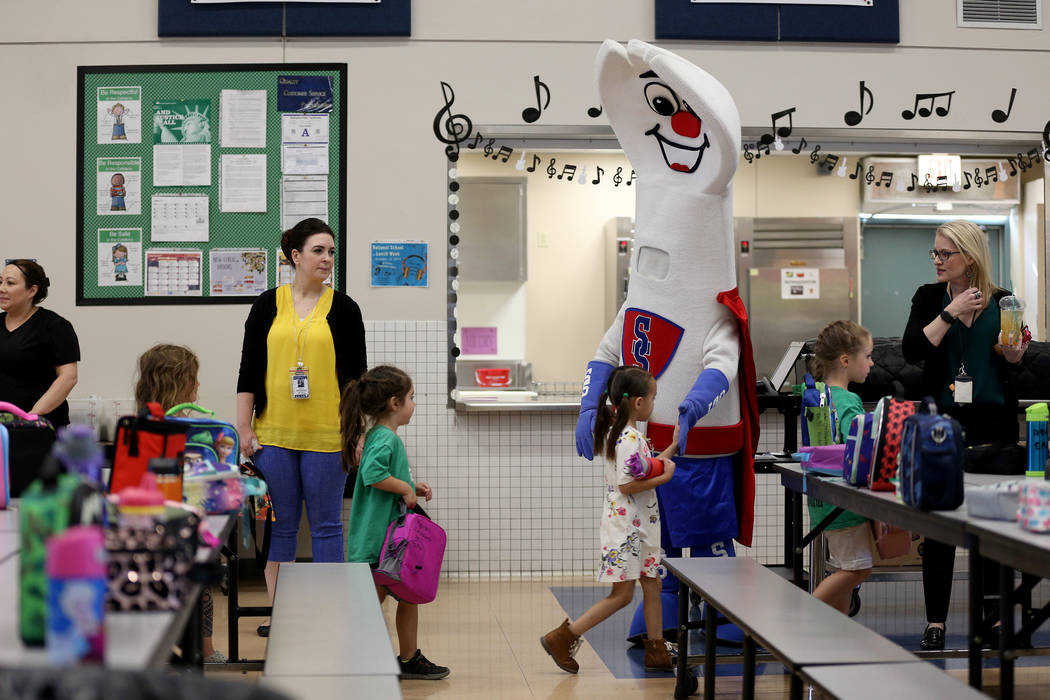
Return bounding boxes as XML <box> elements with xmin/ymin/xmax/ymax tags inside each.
<box><xmin>236</xmin><ymin>218</ymin><xmax>366</xmax><ymax>637</ymax></box>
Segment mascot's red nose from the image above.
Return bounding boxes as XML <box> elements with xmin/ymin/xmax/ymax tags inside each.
<box><xmin>671</xmin><ymin>111</ymin><xmax>701</xmax><ymax>138</ymax></box>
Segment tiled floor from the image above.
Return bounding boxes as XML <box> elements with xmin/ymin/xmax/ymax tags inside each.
<box><xmin>208</xmin><ymin>575</ymin><xmax>1050</xmax><ymax>699</ymax></box>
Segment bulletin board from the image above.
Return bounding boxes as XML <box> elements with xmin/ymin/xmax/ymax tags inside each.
<box><xmin>76</xmin><ymin>63</ymin><xmax>347</xmax><ymax>305</ymax></box>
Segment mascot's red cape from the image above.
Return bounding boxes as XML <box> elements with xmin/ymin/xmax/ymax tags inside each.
<box><xmin>718</xmin><ymin>287</ymin><xmax>758</xmax><ymax>547</ymax></box>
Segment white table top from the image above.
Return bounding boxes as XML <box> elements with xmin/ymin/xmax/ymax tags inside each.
<box><xmin>0</xmin><ymin>555</ymin><xmax>178</xmax><ymax>669</ymax></box>
<box><xmin>0</xmin><ymin>507</ymin><xmax>19</xmax><ymax>532</ymax></box>
<box><xmin>0</xmin><ymin>513</ymin><xmax>232</xmax><ymax>670</ymax></box>
<box><xmin>263</xmin><ymin>562</ymin><xmax>401</xmax><ymax>678</ymax></box>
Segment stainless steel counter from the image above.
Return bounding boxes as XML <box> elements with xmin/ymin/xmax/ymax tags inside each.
<box><xmin>455</xmin><ymin>395</ymin><xmax>580</xmax><ymax>412</ymax></box>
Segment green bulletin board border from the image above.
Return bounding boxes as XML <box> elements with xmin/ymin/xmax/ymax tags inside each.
<box><xmin>76</xmin><ymin>63</ymin><xmax>347</xmax><ymax>305</ymax></box>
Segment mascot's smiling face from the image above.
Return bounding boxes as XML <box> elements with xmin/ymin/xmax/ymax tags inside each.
<box><xmin>596</xmin><ymin>40</ymin><xmax>740</xmax><ymax>194</ymax></box>
<box><xmin>640</xmin><ymin>72</ymin><xmax>709</xmax><ymax>173</ymax></box>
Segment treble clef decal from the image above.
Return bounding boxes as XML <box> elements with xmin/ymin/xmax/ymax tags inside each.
<box><xmin>433</xmin><ymin>81</ymin><xmax>473</xmax><ymax>159</ymax></box>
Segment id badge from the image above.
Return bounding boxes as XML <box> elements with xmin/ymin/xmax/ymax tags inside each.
<box><xmin>953</xmin><ymin>373</ymin><xmax>973</xmax><ymax>404</ymax></box>
<box><xmin>290</xmin><ymin>366</ymin><xmax>310</xmax><ymax>399</ymax></box>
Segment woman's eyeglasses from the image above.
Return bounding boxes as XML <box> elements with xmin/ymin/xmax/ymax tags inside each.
<box><xmin>929</xmin><ymin>249</ymin><xmax>962</xmax><ymax>262</ymax></box>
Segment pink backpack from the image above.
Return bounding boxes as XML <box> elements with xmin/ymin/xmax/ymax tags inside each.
<box><xmin>373</xmin><ymin>504</ymin><xmax>447</xmax><ymax>604</ymax></box>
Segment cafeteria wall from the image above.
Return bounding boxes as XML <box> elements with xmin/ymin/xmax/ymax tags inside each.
<box><xmin>2</xmin><ymin>1</ymin><xmax>1048</xmax><ymax>574</ymax></box>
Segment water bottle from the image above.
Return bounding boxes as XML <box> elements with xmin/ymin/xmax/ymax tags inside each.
<box><xmin>1027</xmin><ymin>402</ymin><xmax>1049</xmax><ymax>476</ymax></box>
<box><xmin>46</xmin><ymin>525</ymin><xmax>107</xmax><ymax>664</ymax></box>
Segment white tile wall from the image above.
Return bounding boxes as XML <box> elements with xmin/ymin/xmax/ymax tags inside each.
<box><xmin>366</xmin><ymin>320</ymin><xmax>791</xmax><ymax>576</ymax></box>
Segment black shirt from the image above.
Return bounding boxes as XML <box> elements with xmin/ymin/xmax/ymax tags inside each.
<box><xmin>0</xmin><ymin>308</ymin><xmax>80</xmax><ymax>426</ymax></box>
<box><xmin>902</xmin><ymin>283</ymin><xmax>1018</xmax><ymax>445</ymax></box>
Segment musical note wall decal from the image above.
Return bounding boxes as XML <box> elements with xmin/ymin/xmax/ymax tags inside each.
<box><xmin>759</xmin><ymin>108</ymin><xmax>795</xmax><ymax>146</ymax></box>
<box><xmin>467</xmin><ymin>132</ymin><xmax>484</xmax><ymax>149</ymax></box>
<box><xmin>433</xmin><ymin>81</ymin><xmax>473</xmax><ymax>158</ymax></box>
<box><xmin>612</xmin><ymin>167</ymin><xmax>623</xmax><ymax>186</ymax></box>
<box><xmin>991</xmin><ymin>88</ymin><xmax>1017</xmax><ymax>124</ymax></box>
<box><xmin>557</xmin><ymin>164</ymin><xmax>577</xmax><ymax>181</ymax></box>
<box><xmin>625</xmin><ymin>170</ymin><xmax>636</xmax><ymax>186</ymax></box>
<box><xmin>521</xmin><ymin>75</ymin><xmax>551</xmax><ymax>124</ymax></box>
<box><xmin>848</xmin><ymin>161</ymin><xmax>862</xmax><ymax>180</ymax></box>
<box><xmin>791</xmin><ymin>137</ymin><xmax>808</xmax><ymax>155</ymax></box>
<box><xmin>491</xmin><ymin>145</ymin><xmax>513</xmax><ymax>163</ymax></box>
<box><xmin>901</xmin><ymin>91</ymin><xmax>955</xmax><ymax>120</ymax></box>
<box><xmin>843</xmin><ymin>81</ymin><xmax>874</xmax><ymax>127</ymax></box>
<box><xmin>546</xmin><ymin>158</ymin><xmax>558</xmax><ymax>178</ymax></box>
<box><xmin>526</xmin><ymin>155</ymin><xmax>541</xmax><ymax>172</ymax></box>
<box><xmin>876</xmin><ymin>171</ymin><xmax>893</xmax><ymax>188</ymax></box>
<box><xmin>822</xmin><ymin>154</ymin><xmax>839</xmax><ymax>172</ymax></box>
<box><xmin>587</xmin><ymin>105</ymin><xmax>603</xmax><ymax>118</ymax></box>
<box><xmin>591</xmin><ymin>166</ymin><xmax>604</xmax><ymax>185</ymax></box>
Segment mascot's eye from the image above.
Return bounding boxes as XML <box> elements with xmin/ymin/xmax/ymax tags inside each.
<box><xmin>644</xmin><ymin>82</ymin><xmax>680</xmax><ymax>117</ymax></box>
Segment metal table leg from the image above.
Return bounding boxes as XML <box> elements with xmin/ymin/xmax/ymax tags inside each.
<box><xmin>1000</xmin><ymin>563</ymin><xmax>1014</xmax><ymax>700</ymax></box>
<box><xmin>968</xmin><ymin>542</ymin><xmax>983</xmax><ymax>689</ymax></box>
<box><xmin>705</xmin><ymin>599</ymin><xmax>717</xmax><ymax>700</ymax></box>
<box><xmin>742</xmin><ymin>635</ymin><xmax>755</xmax><ymax>700</ymax></box>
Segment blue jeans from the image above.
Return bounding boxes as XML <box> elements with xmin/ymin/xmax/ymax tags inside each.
<box><xmin>254</xmin><ymin>445</ymin><xmax>347</xmax><ymax>562</ymax></box>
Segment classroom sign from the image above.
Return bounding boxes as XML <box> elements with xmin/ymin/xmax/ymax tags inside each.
<box><xmin>370</xmin><ymin>241</ymin><xmax>428</xmax><ymax>287</ymax></box>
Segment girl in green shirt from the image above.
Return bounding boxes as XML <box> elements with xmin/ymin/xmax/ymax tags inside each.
<box><xmin>809</xmin><ymin>320</ymin><xmax>875</xmax><ymax>615</ymax></box>
<box><xmin>341</xmin><ymin>365</ymin><xmax>449</xmax><ymax>680</ymax></box>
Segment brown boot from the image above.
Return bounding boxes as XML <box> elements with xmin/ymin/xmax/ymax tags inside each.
<box><xmin>540</xmin><ymin>618</ymin><xmax>581</xmax><ymax>673</ymax></box>
<box><xmin>644</xmin><ymin>637</ymin><xmax>673</xmax><ymax>670</ymax></box>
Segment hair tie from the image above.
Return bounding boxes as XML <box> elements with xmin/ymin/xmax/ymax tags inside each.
<box><xmin>622</xmin><ymin>392</ymin><xmax>629</xmax><ymax>398</ymax></box>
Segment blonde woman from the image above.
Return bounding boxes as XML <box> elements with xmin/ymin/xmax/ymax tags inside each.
<box><xmin>902</xmin><ymin>219</ymin><xmax>1027</xmax><ymax>651</ymax></box>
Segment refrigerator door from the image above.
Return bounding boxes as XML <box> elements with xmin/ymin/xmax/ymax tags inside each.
<box><xmin>748</xmin><ymin>266</ymin><xmax>851</xmax><ymax>379</ymax></box>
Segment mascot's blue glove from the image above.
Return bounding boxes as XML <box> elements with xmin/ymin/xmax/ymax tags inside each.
<box><xmin>678</xmin><ymin>369</ymin><xmax>729</xmax><ymax>455</ymax></box>
<box><xmin>575</xmin><ymin>361</ymin><xmax>614</xmax><ymax>460</ymax></box>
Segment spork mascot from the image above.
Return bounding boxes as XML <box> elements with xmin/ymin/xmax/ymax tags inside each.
<box><xmin>575</xmin><ymin>40</ymin><xmax>759</xmax><ymax>643</ymax></box>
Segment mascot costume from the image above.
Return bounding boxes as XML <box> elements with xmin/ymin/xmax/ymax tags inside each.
<box><xmin>575</xmin><ymin>40</ymin><xmax>759</xmax><ymax>644</ymax></box>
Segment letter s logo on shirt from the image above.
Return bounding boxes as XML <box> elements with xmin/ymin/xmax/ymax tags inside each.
<box><xmin>621</xmin><ymin>308</ymin><xmax>684</xmax><ymax>379</ymax></box>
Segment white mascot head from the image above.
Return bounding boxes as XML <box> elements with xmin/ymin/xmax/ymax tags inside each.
<box><xmin>596</xmin><ymin>39</ymin><xmax>741</xmax><ymax>195</ymax></box>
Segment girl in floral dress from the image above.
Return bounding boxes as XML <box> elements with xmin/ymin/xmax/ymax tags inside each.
<box><xmin>541</xmin><ymin>366</ymin><xmax>678</xmax><ymax>673</ymax></box>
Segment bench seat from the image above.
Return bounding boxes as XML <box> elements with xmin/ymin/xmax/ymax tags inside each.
<box><xmin>263</xmin><ymin>562</ymin><xmax>400</xmax><ymax>698</ymax></box>
<box><xmin>663</xmin><ymin>556</ymin><xmax>976</xmax><ymax>700</ymax></box>
<box><xmin>801</xmin><ymin>662</ymin><xmax>988</xmax><ymax>699</ymax></box>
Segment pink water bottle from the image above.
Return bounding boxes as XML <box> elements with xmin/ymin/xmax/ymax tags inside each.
<box><xmin>46</xmin><ymin>525</ymin><xmax>107</xmax><ymax>664</ymax></box>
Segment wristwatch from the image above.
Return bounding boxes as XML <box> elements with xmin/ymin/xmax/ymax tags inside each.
<box><xmin>940</xmin><ymin>309</ymin><xmax>956</xmax><ymax>324</ymax></box>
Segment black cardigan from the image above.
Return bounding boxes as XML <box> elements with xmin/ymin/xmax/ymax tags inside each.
<box><xmin>236</xmin><ymin>287</ymin><xmax>367</xmax><ymax>417</ymax></box>
<box><xmin>901</xmin><ymin>282</ymin><xmax>1018</xmax><ymax>439</ymax></box>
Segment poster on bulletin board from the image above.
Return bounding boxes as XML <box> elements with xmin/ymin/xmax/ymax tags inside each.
<box><xmin>76</xmin><ymin>63</ymin><xmax>346</xmax><ymax>305</ymax></box>
<box><xmin>370</xmin><ymin>241</ymin><xmax>429</xmax><ymax>287</ymax></box>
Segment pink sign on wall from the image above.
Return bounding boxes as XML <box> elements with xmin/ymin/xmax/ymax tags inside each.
<box><xmin>461</xmin><ymin>327</ymin><xmax>498</xmax><ymax>355</ymax></box>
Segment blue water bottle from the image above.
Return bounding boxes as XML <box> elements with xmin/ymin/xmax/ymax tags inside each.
<box><xmin>46</xmin><ymin>525</ymin><xmax>107</xmax><ymax>664</ymax></box>
<box><xmin>1026</xmin><ymin>402</ymin><xmax>1049</xmax><ymax>476</ymax></box>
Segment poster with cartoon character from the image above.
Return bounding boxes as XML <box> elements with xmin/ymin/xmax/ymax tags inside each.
<box><xmin>97</xmin><ymin>86</ymin><xmax>141</xmax><ymax>144</ymax></box>
<box><xmin>97</xmin><ymin>228</ymin><xmax>142</xmax><ymax>286</ymax></box>
<box><xmin>96</xmin><ymin>157</ymin><xmax>141</xmax><ymax>215</ymax></box>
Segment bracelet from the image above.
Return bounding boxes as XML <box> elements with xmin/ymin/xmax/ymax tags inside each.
<box><xmin>939</xmin><ymin>309</ymin><xmax>956</xmax><ymax>325</ymax></box>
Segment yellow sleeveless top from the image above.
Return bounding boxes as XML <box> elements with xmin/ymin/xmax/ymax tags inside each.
<box><xmin>254</xmin><ymin>285</ymin><xmax>341</xmax><ymax>452</ymax></box>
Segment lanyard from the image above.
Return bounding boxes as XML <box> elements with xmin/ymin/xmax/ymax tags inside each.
<box><xmin>294</xmin><ymin>298</ymin><xmax>320</xmax><ymax>367</ymax></box>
